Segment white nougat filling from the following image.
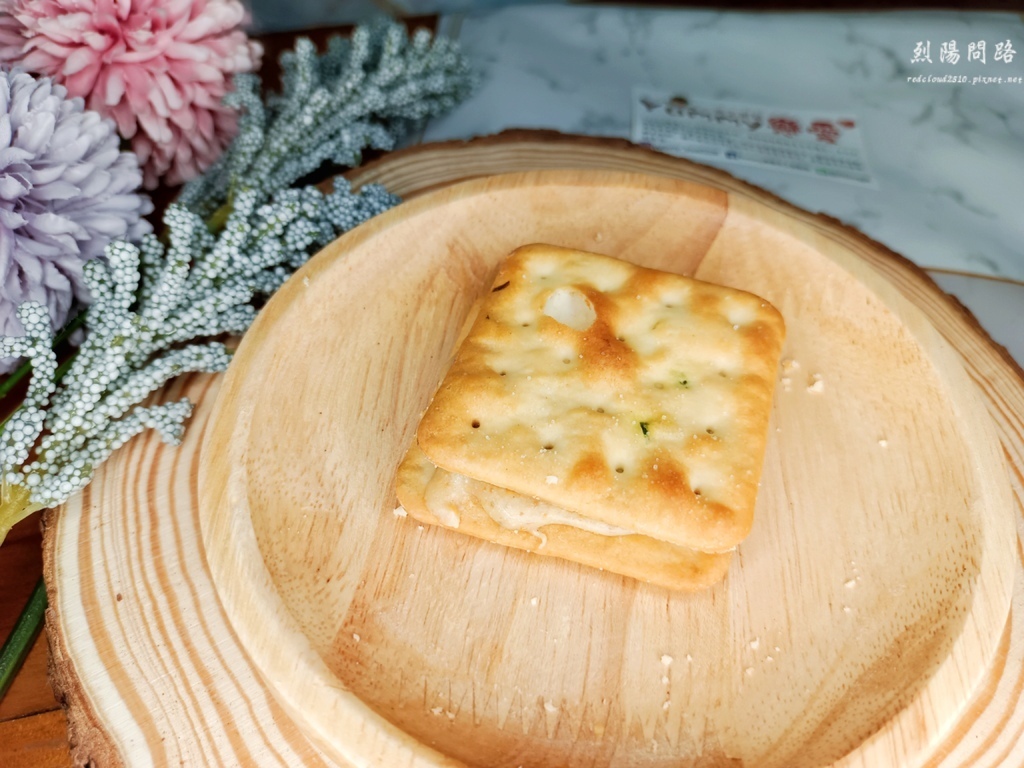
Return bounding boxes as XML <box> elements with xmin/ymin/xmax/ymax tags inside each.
<box><xmin>424</xmin><ymin>469</ymin><xmax>636</xmax><ymax>546</ymax></box>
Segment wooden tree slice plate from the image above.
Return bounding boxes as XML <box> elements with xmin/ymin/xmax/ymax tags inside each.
<box><xmin>44</xmin><ymin>133</ymin><xmax>1024</xmax><ymax>768</ymax></box>
<box><xmin>197</xmin><ymin>166</ymin><xmax>1015</xmax><ymax>767</ymax></box>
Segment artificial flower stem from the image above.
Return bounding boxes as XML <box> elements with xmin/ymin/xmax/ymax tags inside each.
<box><xmin>0</xmin><ymin>576</ymin><xmax>47</xmax><ymax>703</ymax></box>
<box><xmin>205</xmin><ymin>195</ymin><xmax>234</xmax><ymax>235</ymax></box>
<box><xmin>52</xmin><ymin>352</ymin><xmax>78</xmax><ymax>384</ymax></box>
<box><xmin>0</xmin><ymin>361</ymin><xmax>32</xmax><ymax>401</ymax></box>
<box><xmin>0</xmin><ymin>311</ymin><xmax>87</xmax><ymax>400</ymax></box>
<box><xmin>0</xmin><ymin>483</ymin><xmax>44</xmax><ymax>549</ymax></box>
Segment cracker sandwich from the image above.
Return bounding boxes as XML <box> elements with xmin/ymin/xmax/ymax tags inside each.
<box><xmin>396</xmin><ymin>244</ymin><xmax>785</xmax><ymax>590</ymax></box>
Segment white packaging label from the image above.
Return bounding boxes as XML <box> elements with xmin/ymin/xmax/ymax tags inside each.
<box><xmin>632</xmin><ymin>88</ymin><xmax>874</xmax><ymax>185</ymax></box>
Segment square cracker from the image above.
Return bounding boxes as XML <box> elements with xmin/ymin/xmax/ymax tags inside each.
<box><xmin>416</xmin><ymin>244</ymin><xmax>785</xmax><ymax>554</ymax></box>
<box><xmin>396</xmin><ymin>443</ymin><xmax>732</xmax><ymax>591</ymax></box>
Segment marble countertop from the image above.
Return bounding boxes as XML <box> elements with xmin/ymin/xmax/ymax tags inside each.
<box><xmin>425</xmin><ymin>6</ymin><xmax>1024</xmax><ymax>281</ymax></box>
<box><xmin>421</xmin><ymin>4</ymin><xmax>1022</xmax><ymax>362</ymax></box>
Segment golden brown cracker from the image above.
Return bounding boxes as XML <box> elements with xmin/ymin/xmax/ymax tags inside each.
<box><xmin>396</xmin><ymin>443</ymin><xmax>732</xmax><ymax>592</ymax></box>
<box><xmin>416</xmin><ymin>244</ymin><xmax>785</xmax><ymax>553</ymax></box>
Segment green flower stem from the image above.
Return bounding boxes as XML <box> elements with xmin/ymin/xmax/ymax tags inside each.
<box><xmin>0</xmin><ymin>483</ymin><xmax>44</xmax><ymax>551</ymax></box>
<box><xmin>0</xmin><ymin>576</ymin><xmax>47</xmax><ymax>702</ymax></box>
<box><xmin>205</xmin><ymin>202</ymin><xmax>232</xmax><ymax>235</ymax></box>
<box><xmin>204</xmin><ymin>190</ymin><xmax>235</xmax><ymax>235</ymax></box>
<box><xmin>0</xmin><ymin>311</ymin><xmax>87</xmax><ymax>400</ymax></box>
<box><xmin>52</xmin><ymin>351</ymin><xmax>78</xmax><ymax>384</ymax></box>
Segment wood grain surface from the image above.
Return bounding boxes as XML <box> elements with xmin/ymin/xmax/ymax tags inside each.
<box><xmin>43</xmin><ymin>133</ymin><xmax>1024</xmax><ymax>767</ymax></box>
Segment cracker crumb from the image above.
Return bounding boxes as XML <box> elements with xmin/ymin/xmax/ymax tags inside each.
<box><xmin>393</xmin><ymin>505</ymin><xmax>407</xmax><ymax>518</ymax></box>
<box><xmin>807</xmin><ymin>374</ymin><xmax>824</xmax><ymax>393</ymax></box>
<box><xmin>781</xmin><ymin>358</ymin><xmax>800</xmax><ymax>372</ymax></box>
<box><xmin>543</xmin><ymin>701</ymin><xmax>559</xmax><ymax>714</ymax></box>
<box><xmin>662</xmin><ymin>700</ymin><xmax>671</xmax><ymax>711</ymax></box>
<box><xmin>750</xmin><ymin>638</ymin><xmax>760</xmax><ymax>650</ymax></box>
<box><xmin>745</xmin><ymin>667</ymin><xmax>754</xmax><ymax>676</ymax></box>
<box><xmin>430</xmin><ymin>706</ymin><xmax>444</xmax><ymax>716</ymax></box>
<box><xmin>545</xmin><ymin>475</ymin><xmax>559</xmax><ymax>485</ymax></box>
<box><xmin>685</xmin><ymin>654</ymin><xmax>693</xmax><ymax>663</ymax></box>
<box><xmin>352</xmin><ymin>633</ymin><xmax>361</xmax><ymax>642</ymax></box>
<box><xmin>845</xmin><ymin>578</ymin><xmax>857</xmax><ymax>589</ymax></box>
<box><xmin>530</xmin><ymin>597</ymin><xmax>539</xmax><ymax>606</ymax></box>
<box><xmin>878</xmin><ymin>438</ymin><xmax>888</xmax><ymax>447</ymax></box>
<box><xmin>661</xmin><ymin>675</ymin><xmax>670</xmax><ymax>685</ymax></box>
<box><xmin>302</xmin><ymin>276</ymin><xmax>310</xmax><ymax>287</ymax></box>
<box><xmin>661</xmin><ymin>654</ymin><xmax>673</xmax><ymax>667</ymax></box>
<box><xmin>843</xmin><ymin>606</ymin><xmax>852</xmax><ymax>614</ymax></box>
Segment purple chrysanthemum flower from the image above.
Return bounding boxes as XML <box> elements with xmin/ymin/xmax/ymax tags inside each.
<box><xmin>0</xmin><ymin>68</ymin><xmax>152</xmax><ymax>370</ymax></box>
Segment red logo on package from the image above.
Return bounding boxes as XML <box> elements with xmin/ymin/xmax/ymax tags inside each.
<box><xmin>809</xmin><ymin>120</ymin><xmax>840</xmax><ymax>144</ymax></box>
<box><xmin>768</xmin><ymin>116</ymin><xmax>800</xmax><ymax>136</ymax></box>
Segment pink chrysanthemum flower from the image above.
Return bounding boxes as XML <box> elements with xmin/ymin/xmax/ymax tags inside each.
<box><xmin>0</xmin><ymin>0</ymin><xmax>262</xmax><ymax>188</ymax></box>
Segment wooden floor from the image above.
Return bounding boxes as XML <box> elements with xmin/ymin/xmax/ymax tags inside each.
<box><xmin>0</xmin><ymin>517</ymin><xmax>69</xmax><ymax>767</ymax></box>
